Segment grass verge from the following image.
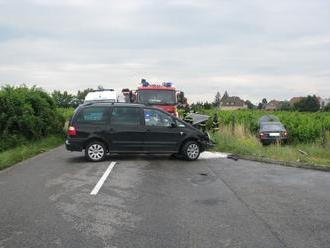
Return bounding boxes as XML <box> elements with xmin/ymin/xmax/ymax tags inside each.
<box><xmin>211</xmin><ymin>125</ymin><xmax>330</xmax><ymax>169</ymax></box>
<box><xmin>0</xmin><ymin>135</ymin><xmax>64</xmax><ymax>171</ymax></box>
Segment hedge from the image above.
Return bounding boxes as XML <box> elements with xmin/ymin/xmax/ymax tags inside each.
<box><xmin>0</xmin><ymin>85</ymin><xmax>65</xmax><ymax>152</ymax></box>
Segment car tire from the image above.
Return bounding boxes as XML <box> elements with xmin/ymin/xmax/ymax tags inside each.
<box><xmin>85</xmin><ymin>141</ymin><xmax>107</xmax><ymax>162</ymax></box>
<box><xmin>182</xmin><ymin>141</ymin><xmax>200</xmax><ymax>161</ymax></box>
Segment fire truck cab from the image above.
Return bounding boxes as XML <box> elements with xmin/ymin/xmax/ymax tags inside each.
<box><xmin>136</xmin><ymin>80</ymin><xmax>178</xmax><ymax>116</ymax></box>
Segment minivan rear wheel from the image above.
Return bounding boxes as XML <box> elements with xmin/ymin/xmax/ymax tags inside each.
<box><xmin>182</xmin><ymin>141</ymin><xmax>200</xmax><ymax>161</ymax></box>
<box><xmin>85</xmin><ymin>141</ymin><xmax>106</xmax><ymax>162</ymax></box>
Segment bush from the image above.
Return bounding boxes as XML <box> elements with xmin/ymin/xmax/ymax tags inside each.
<box><xmin>56</xmin><ymin>107</ymin><xmax>75</xmax><ymax>121</ymax></box>
<box><xmin>0</xmin><ymin>85</ymin><xmax>65</xmax><ymax>151</ymax></box>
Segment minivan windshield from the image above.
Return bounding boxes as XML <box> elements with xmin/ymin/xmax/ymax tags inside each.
<box><xmin>138</xmin><ymin>90</ymin><xmax>176</xmax><ymax>105</ymax></box>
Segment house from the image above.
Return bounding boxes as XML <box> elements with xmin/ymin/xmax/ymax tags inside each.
<box><xmin>265</xmin><ymin>100</ymin><xmax>282</xmax><ymax>111</ymax></box>
<box><xmin>289</xmin><ymin>97</ymin><xmax>304</xmax><ymax>106</ymax></box>
<box><xmin>220</xmin><ymin>91</ymin><xmax>247</xmax><ymax>110</ymax></box>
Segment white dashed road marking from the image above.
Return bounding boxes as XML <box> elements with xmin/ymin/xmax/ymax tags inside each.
<box><xmin>90</xmin><ymin>161</ymin><xmax>116</xmax><ymax>195</ymax></box>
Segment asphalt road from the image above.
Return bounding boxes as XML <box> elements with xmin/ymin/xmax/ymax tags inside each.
<box><xmin>1</xmin><ymin>146</ymin><xmax>330</xmax><ymax>248</ymax></box>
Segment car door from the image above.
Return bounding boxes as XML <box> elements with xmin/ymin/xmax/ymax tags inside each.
<box><xmin>73</xmin><ymin>106</ymin><xmax>109</xmax><ymax>140</ymax></box>
<box><xmin>143</xmin><ymin>108</ymin><xmax>185</xmax><ymax>152</ymax></box>
<box><xmin>107</xmin><ymin>106</ymin><xmax>145</xmax><ymax>152</ymax></box>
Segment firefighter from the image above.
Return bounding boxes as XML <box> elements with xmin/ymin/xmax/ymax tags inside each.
<box><xmin>212</xmin><ymin>113</ymin><xmax>219</xmax><ymax>131</ymax></box>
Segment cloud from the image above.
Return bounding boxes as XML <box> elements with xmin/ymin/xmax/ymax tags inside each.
<box><xmin>0</xmin><ymin>0</ymin><xmax>330</xmax><ymax>103</ymax></box>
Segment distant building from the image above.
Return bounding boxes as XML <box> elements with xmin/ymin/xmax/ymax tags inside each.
<box><xmin>265</xmin><ymin>100</ymin><xmax>282</xmax><ymax>111</ymax></box>
<box><xmin>220</xmin><ymin>91</ymin><xmax>247</xmax><ymax>110</ymax></box>
<box><xmin>289</xmin><ymin>97</ymin><xmax>304</xmax><ymax>106</ymax></box>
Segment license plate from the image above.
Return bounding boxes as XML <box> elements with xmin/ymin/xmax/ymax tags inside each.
<box><xmin>269</xmin><ymin>133</ymin><xmax>280</xmax><ymax>137</ymax></box>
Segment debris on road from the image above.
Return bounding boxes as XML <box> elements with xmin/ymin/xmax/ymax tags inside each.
<box><xmin>227</xmin><ymin>154</ymin><xmax>239</xmax><ymax>161</ymax></box>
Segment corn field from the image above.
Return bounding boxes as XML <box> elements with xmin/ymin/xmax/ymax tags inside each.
<box><xmin>202</xmin><ymin>109</ymin><xmax>330</xmax><ymax>144</ymax></box>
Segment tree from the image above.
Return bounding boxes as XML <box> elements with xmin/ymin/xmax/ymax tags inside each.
<box><xmin>279</xmin><ymin>101</ymin><xmax>292</xmax><ymax>111</ymax></box>
<box><xmin>323</xmin><ymin>102</ymin><xmax>330</xmax><ymax>112</ymax></box>
<box><xmin>294</xmin><ymin>95</ymin><xmax>320</xmax><ymax>112</ymax></box>
<box><xmin>51</xmin><ymin>90</ymin><xmax>74</xmax><ymax>108</ymax></box>
<box><xmin>213</xmin><ymin>92</ymin><xmax>221</xmax><ymax>108</ymax></box>
<box><xmin>223</xmin><ymin>90</ymin><xmax>229</xmax><ymax>99</ymax></box>
<box><xmin>257</xmin><ymin>98</ymin><xmax>267</xmax><ymax>110</ymax></box>
<box><xmin>245</xmin><ymin>100</ymin><xmax>255</xmax><ymax>109</ymax></box>
<box><xmin>76</xmin><ymin>88</ymin><xmax>94</xmax><ymax>105</ymax></box>
<box><xmin>177</xmin><ymin>91</ymin><xmax>185</xmax><ymax>104</ymax></box>
<box><xmin>203</xmin><ymin>101</ymin><xmax>212</xmax><ymax>109</ymax></box>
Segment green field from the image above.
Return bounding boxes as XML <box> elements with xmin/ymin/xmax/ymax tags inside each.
<box><xmin>194</xmin><ymin>109</ymin><xmax>330</xmax><ymax>167</ymax></box>
<box><xmin>202</xmin><ymin>109</ymin><xmax>330</xmax><ymax>144</ymax></box>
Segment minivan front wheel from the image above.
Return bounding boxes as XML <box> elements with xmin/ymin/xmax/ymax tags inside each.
<box><xmin>182</xmin><ymin>141</ymin><xmax>200</xmax><ymax>161</ymax></box>
<box><xmin>85</xmin><ymin>141</ymin><xmax>106</xmax><ymax>162</ymax></box>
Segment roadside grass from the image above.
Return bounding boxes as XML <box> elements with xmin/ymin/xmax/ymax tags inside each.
<box><xmin>211</xmin><ymin>125</ymin><xmax>330</xmax><ymax>168</ymax></box>
<box><xmin>0</xmin><ymin>135</ymin><xmax>64</xmax><ymax>171</ymax></box>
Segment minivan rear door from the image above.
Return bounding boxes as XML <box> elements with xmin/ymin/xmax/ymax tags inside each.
<box><xmin>107</xmin><ymin>106</ymin><xmax>145</xmax><ymax>152</ymax></box>
<box><xmin>73</xmin><ymin>106</ymin><xmax>109</xmax><ymax>140</ymax></box>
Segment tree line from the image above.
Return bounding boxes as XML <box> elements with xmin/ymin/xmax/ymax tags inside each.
<box><xmin>189</xmin><ymin>92</ymin><xmax>330</xmax><ymax>112</ymax></box>
<box><xmin>51</xmin><ymin>88</ymin><xmax>94</xmax><ymax>108</ymax></box>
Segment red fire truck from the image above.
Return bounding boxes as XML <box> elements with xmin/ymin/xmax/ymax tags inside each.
<box><xmin>122</xmin><ymin>79</ymin><xmax>177</xmax><ymax>116</ymax></box>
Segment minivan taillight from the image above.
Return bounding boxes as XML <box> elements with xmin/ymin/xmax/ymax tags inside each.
<box><xmin>68</xmin><ymin>126</ymin><xmax>77</xmax><ymax>136</ymax></box>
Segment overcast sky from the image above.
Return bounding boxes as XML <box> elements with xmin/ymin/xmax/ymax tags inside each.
<box><xmin>0</xmin><ymin>0</ymin><xmax>329</xmax><ymax>103</ymax></box>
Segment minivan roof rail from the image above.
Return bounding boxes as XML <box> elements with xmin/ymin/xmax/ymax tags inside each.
<box><xmin>91</xmin><ymin>89</ymin><xmax>114</xmax><ymax>92</ymax></box>
<box><xmin>84</xmin><ymin>100</ymin><xmax>116</xmax><ymax>104</ymax></box>
<box><xmin>80</xmin><ymin>101</ymin><xmax>145</xmax><ymax>107</ymax></box>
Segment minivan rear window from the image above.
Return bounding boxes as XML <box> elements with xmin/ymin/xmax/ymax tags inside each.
<box><xmin>76</xmin><ymin>107</ymin><xmax>107</xmax><ymax>122</ymax></box>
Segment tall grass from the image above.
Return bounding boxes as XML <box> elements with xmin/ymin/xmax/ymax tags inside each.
<box><xmin>203</xmin><ymin>109</ymin><xmax>330</xmax><ymax>144</ymax></box>
<box><xmin>212</xmin><ymin>125</ymin><xmax>330</xmax><ymax>167</ymax></box>
<box><xmin>0</xmin><ymin>135</ymin><xmax>64</xmax><ymax>171</ymax></box>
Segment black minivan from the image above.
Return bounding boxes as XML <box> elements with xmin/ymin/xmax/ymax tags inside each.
<box><xmin>66</xmin><ymin>102</ymin><xmax>213</xmax><ymax>161</ymax></box>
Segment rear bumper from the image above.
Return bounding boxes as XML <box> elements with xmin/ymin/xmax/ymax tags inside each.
<box><xmin>65</xmin><ymin>138</ymin><xmax>84</xmax><ymax>152</ymax></box>
<box><xmin>260</xmin><ymin>137</ymin><xmax>288</xmax><ymax>144</ymax></box>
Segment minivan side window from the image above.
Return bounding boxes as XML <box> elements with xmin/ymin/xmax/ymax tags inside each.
<box><xmin>144</xmin><ymin>109</ymin><xmax>173</xmax><ymax>127</ymax></box>
<box><xmin>76</xmin><ymin>107</ymin><xmax>107</xmax><ymax>123</ymax></box>
<box><xmin>111</xmin><ymin>107</ymin><xmax>141</xmax><ymax>126</ymax></box>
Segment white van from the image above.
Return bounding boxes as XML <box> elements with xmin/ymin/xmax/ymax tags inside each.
<box><xmin>84</xmin><ymin>89</ymin><xmax>117</xmax><ymax>103</ymax></box>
